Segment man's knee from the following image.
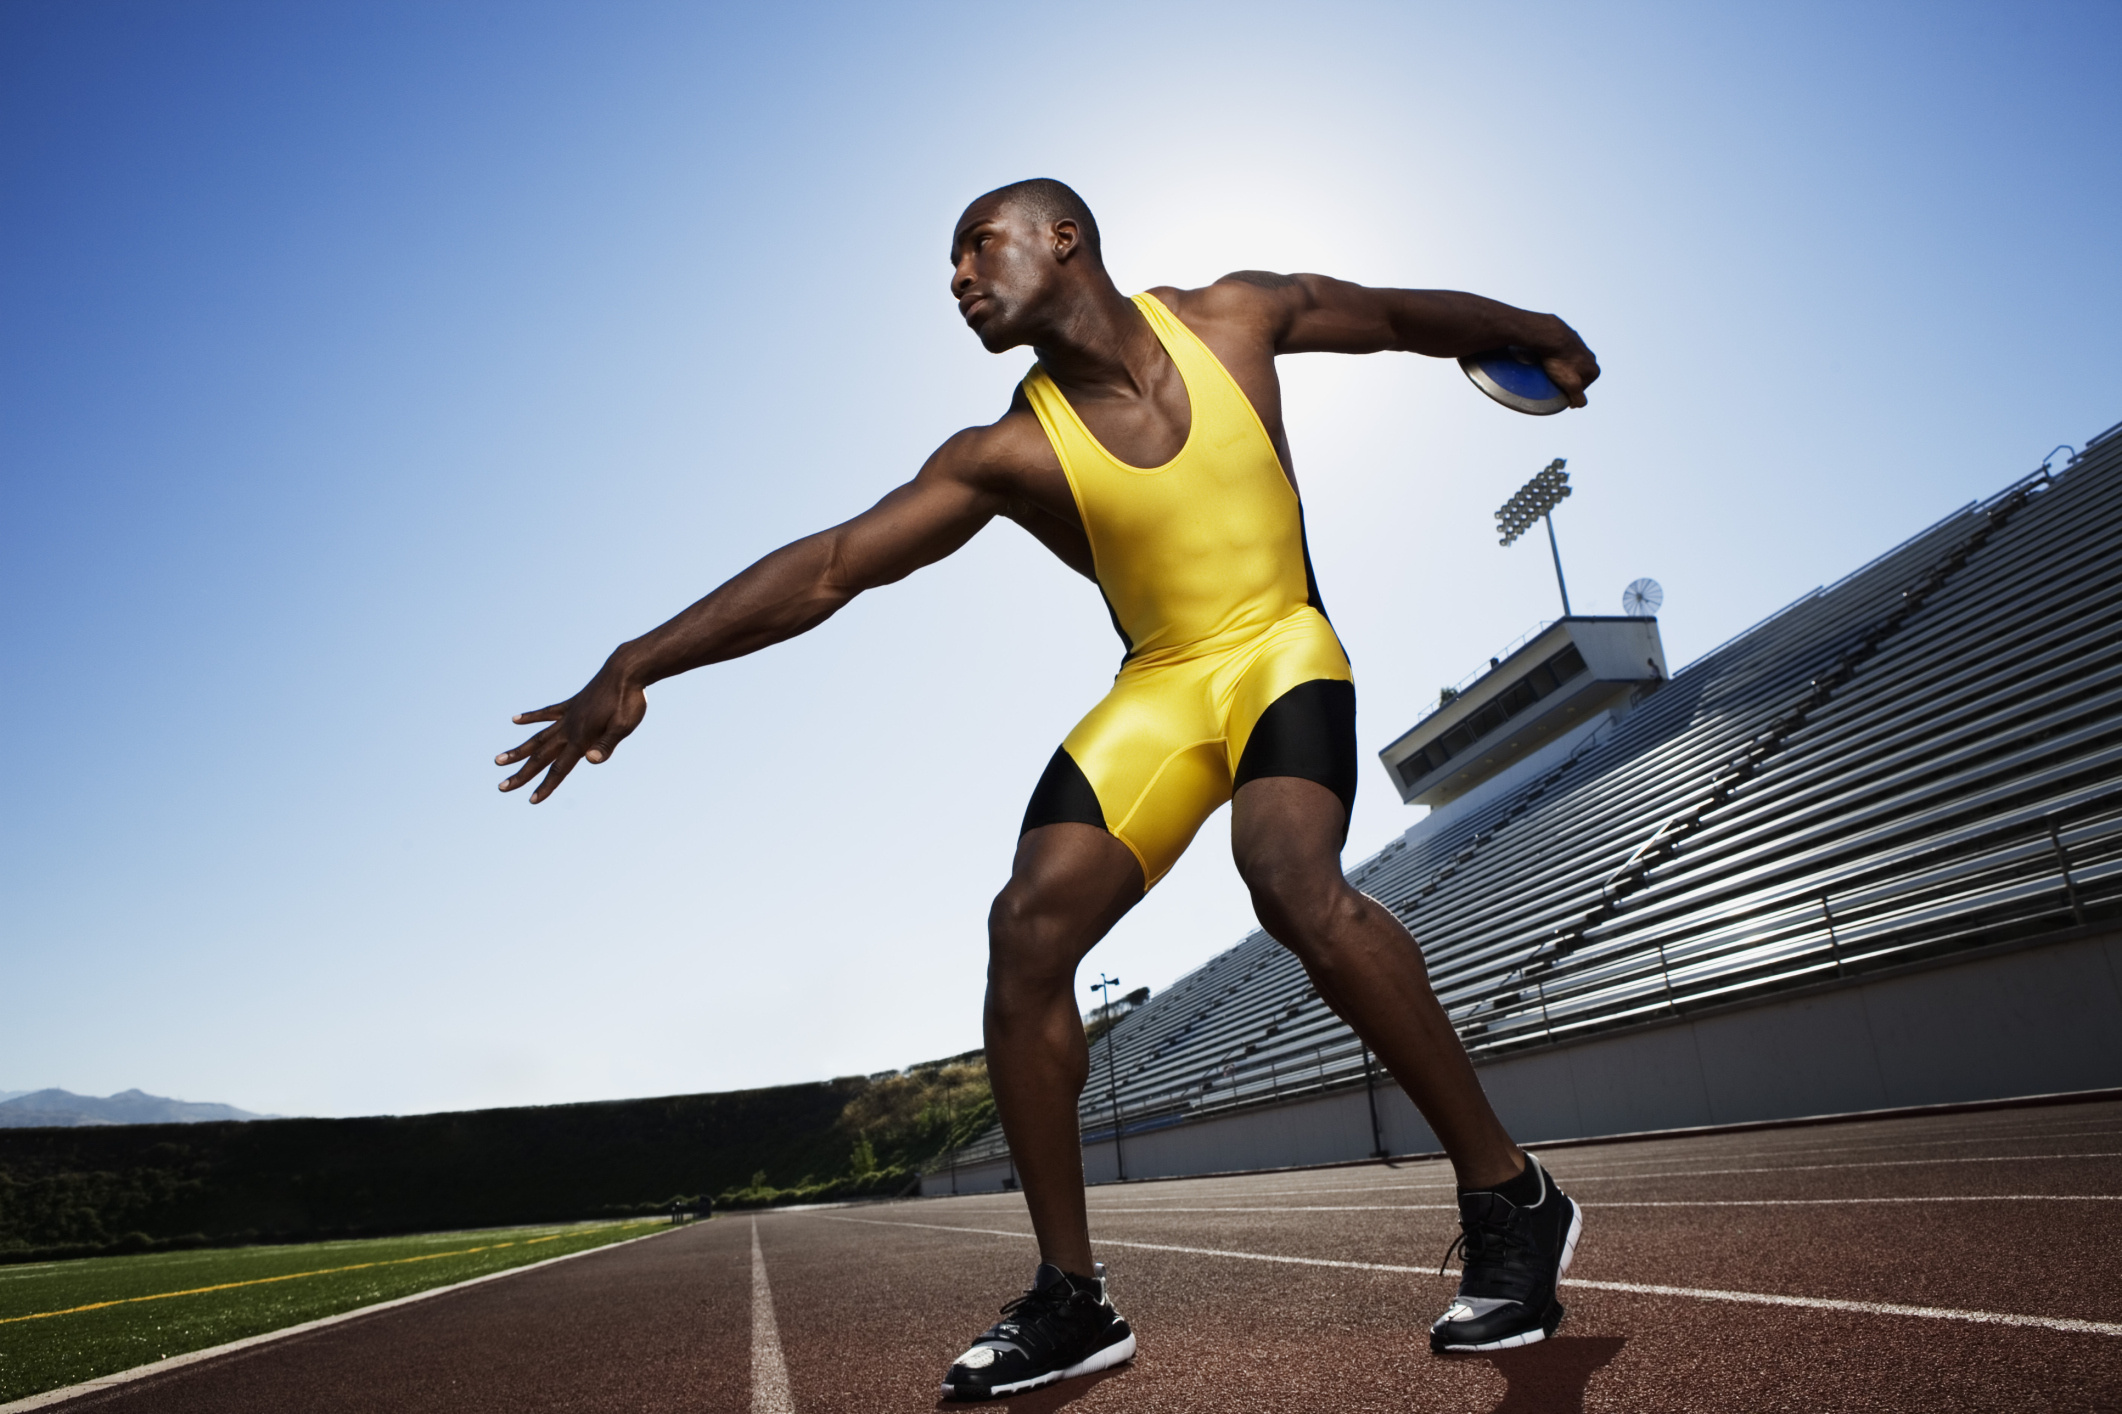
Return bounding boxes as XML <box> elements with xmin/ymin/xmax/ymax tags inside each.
<box><xmin>1240</xmin><ymin>855</ymin><xmax>1365</xmax><ymax>951</ymax></box>
<box><xmin>990</xmin><ymin>873</ymin><xmax>1076</xmax><ymax>946</ymax></box>
<box><xmin>986</xmin><ymin>879</ymin><xmax>1087</xmax><ymax>999</ymax></box>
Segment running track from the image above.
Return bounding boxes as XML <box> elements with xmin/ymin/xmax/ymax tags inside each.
<box><xmin>28</xmin><ymin>1100</ymin><xmax>2122</xmax><ymax>1412</ymax></box>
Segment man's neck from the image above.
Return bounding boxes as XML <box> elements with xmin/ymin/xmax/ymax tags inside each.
<box><xmin>1031</xmin><ymin>282</ymin><xmax>1166</xmax><ymax>400</ymax></box>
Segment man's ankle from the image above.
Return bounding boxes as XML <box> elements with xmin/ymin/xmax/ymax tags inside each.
<box><xmin>1462</xmin><ymin>1152</ymin><xmax>1541</xmax><ymax>1206</ymax></box>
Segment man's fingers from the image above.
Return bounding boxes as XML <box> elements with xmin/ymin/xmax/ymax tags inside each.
<box><xmin>1545</xmin><ymin>356</ymin><xmax>1594</xmax><ymax>410</ymax></box>
<box><xmin>495</xmin><ymin>724</ymin><xmax>556</xmax><ymax>767</ymax></box>
<box><xmin>500</xmin><ymin>684</ymin><xmax>642</xmax><ymax>785</ymax></box>
<box><xmin>500</xmin><ymin>736</ymin><xmax>566</xmax><ymax>793</ymax></box>
<box><xmin>529</xmin><ymin>749</ymin><xmax>583</xmax><ymax>804</ymax></box>
<box><xmin>583</xmin><ymin>723</ymin><xmax>634</xmax><ymax>765</ymax></box>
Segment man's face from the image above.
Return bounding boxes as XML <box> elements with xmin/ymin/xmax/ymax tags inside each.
<box><xmin>949</xmin><ymin>200</ymin><xmax>1065</xmax><ymax>353</ymax></box>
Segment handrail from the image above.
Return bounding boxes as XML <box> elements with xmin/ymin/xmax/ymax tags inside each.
<box><xmin>1404</xmin><ymin>618</ymin><xmax>1559</xmax><ymax>728</ymax></box>
<box><xmin>1450</xmin><ymin>796</ymin><xmax>2122</xmax><ymax>1054</ymax></box>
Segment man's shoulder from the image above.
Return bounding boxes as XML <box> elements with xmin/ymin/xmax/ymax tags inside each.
<box><xmin>1151</xmin><ymin>276</ymin><xmax>1296</xmax><ymax>341</ymax></box>
<box><xmin>929</xmin><ymin>392</ymin><xmax>1057</xmax><ymax>486</ymax></box>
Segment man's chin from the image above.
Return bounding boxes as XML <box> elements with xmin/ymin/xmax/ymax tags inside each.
<box><xmin>967</xmin><ymin>312</ymin><xmax>1025</xmax><ymax>354</ymax></box>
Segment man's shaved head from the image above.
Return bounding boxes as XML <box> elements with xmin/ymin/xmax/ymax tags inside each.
<box><xmin>951</xmin><ymin>177</ymin><xmax>1118</xmax><ymax>353</ymax></box>
<box><xmin>967</xmin><ymin>178</ymin><xmax>1102</xmax><ymax>263</ymax></box>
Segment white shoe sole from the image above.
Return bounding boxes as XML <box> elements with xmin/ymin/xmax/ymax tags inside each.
<box><xmin>1435</xmin><ymin>1197</ymin><xmax>1584</xmax><ymax>1354</ymax></box>
<box><xmin>940</xmin><ymin>1331</ymin><xmax>1137</xmax><ymax>1400</ymax></box>
<box><xmin>1559</xmin><ymin>1195</ymin><xmax>1583</xmax><ymax>1276</ymax></box>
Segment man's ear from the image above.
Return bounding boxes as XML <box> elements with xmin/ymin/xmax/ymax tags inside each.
<box><xmin>1051</xmin><ymin>219</ymin><xmax>1082</xmax><ymax>262</ymax></box>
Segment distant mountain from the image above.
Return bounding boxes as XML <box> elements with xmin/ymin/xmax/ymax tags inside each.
<box><xmin>0</xmin><ymin>1091</ymin><xmax>27</xmax><ymax>1104</ymax></box>
<box><xmin>0</xmin><ymin>1088</ymin><xmax>272</xmax><ymax>1128</ymax></box>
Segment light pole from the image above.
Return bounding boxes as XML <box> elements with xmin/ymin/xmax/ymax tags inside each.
<box><xmin>1361</xmin><ymin>1042</ymin><xmax>1387</xmax><ymax>1159</ymax></box>
<box><xmin>1495</xmin><ymin>458</ymin><xmax>1574</xmax><ymax>617</ymax></box>
<box><xmin>1089</xmin><ymin>972</ymin><xmax>1127</xmax><ymax>1181</ymax></box>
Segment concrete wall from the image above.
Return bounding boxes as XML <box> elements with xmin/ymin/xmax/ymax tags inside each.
<box><xmin>922</xmin><ymin>928</ymin><xmax>2122</xmax><ymax>1196</ymax></box>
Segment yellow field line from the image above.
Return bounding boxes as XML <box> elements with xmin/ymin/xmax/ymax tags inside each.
<box><xmin>0</xmin><ymin>1223</ymin><xmax>650</xmax><ymax>1325</ymax></box>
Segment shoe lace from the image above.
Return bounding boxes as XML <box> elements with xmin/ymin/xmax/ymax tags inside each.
<box><xmin>985</xmin><ymin>1280</ymin><xmax>1083</xmax><ymax>1356</ymax></box>
<box><xmin>1438</xmin><ymin>1205</ymin><xmax>1534</xmax><ymax>1276</ymax></box>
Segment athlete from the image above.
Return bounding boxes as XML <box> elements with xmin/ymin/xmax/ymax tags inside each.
<box><xmin>496</xmin><ymin>179</ymin><xmax>1599</xmax><ymax>1398</ymax></box>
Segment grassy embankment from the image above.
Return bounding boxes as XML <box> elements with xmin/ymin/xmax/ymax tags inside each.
<box><xmin>725</xmin><ymin>1051</ymin><xmax>993</xmax><ymax>1206</ymax></box>
<box><xmin>0</xmin><ymin>1219</ymin><xmax>663</xmax><ymax>1403</ymax></box>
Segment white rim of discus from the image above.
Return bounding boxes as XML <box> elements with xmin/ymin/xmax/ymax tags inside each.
<box><xmin>1460</xmin><ymin>352</ymin><xmax>1570</xmax><ymax>416</ymax></box>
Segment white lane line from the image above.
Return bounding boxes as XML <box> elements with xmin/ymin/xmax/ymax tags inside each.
<box><xmin>1082</xmin><ymin>1195</ymin><xmax>2122</xmax><ymax>1212</ymax></box>
<box><xmin>815</xmin><ymin>1215</ymin><xmax>2122</xmax><ymax>1339</ymax></box>
<box><xmin>1552</xmin><ymin>1126</ymin><xmax>2122</xmax><ymax>1169</ymax></box>
<box><xmin>1089</xmin><ymin>1205</ymin><xmax>1458</xmax><ymax>1212</ymax></box>
<box><xmin>1556</xmin><ymin>1151</ymin><xmax>2122</xmax><ymax>1182</ymax></box>
<box><xmin>941</xmin><ymin>1121</ymin><xmax>2122</xmax><ymax>1202</ymax></box>
<box><xmin>1560</xmin><ymin>1277</ymin><xmax>2122</xmax><ymax>1337</ymax></box>
<box><xmin>1087</xmin><ymin>1150</ymin><xmax>2122</xmax><ymax>1200</ymax></box>
<box><xmin>1550</xmin><ymin>1136</ymin><xmax>2122</xmax><ymax>1173</ymax></box>
<box><xmin>750</xmin><ymin>1220</ymin><xmax>795</xmax><ymax>1414</ymax></box>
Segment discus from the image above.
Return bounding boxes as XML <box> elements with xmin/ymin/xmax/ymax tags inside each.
<box><xmin>1460</xmin><ymin>348</ymin><xmax>1570</xmax><ymax>416</ymax></box>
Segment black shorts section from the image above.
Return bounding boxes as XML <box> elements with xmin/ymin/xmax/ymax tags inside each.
<box><xmin>1021</xmin><ymin>745</ymin><xmax>1108</xmax><ymax>836</ymax></box>
<box><xmin>1234</xmin><ymin>677</ymin><xmax>1358</xmax><ymax>833</ymax></box>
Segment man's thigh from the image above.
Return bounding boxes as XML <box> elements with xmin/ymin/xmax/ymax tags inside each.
<box><xmin>1226</xmin><ymin>609</ymin><xmax>1357</xmax><ymax>833</ymax></box>
<box><xmin>1024</xmin><ymin>665</ymin><xmax>1231</xmax><ymax>890</ymax></box>
<box><xmin>994</xmin><ymin>822</ymin><xmax>1145</xmax><ymax>965</ymax></box>
<box><xmin>1230</xmin><ymin>774</ymin><xmax>1352</xmax><ymax>887</ymax></box>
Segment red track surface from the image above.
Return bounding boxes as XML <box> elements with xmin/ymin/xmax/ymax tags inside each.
<box><xmin>47</xmin><ymin>1100</ymin><xmax>2122</xmax><ymax>1412</ymax></box>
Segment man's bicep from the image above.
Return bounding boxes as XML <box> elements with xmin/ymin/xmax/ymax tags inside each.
<box><xmin>1272</xmin><ymin>274</ymin><xmax>1403</xmax><ymax>355</ymax></box>
<box><xmin>1202</xmin><ymin>272</ymin><xmax>1393</xmax><ymax>354</ymax></box>
<box><xmin>824</xmin><ymin>437</ymin><xmax>1004</xmax><ymax>592</ymax></box>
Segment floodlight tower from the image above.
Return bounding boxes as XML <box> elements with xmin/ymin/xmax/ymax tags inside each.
<box><xmin>1495</xmin><ymin>458</ymin><xmax>1574</xmax><ymax>616</ymax></box>
<box><xmin>1089</xmin><ymin>972</ymin><xmax>1127</xmax><ymax>1180</ymax></box>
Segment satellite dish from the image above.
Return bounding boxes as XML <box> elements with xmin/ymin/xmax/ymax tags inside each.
<box><xmin>1623</xmin><ymin>578</ymin><xmax>1664</xmax><ymax>617</ymax></box>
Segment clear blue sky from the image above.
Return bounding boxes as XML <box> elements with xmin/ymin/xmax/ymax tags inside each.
<box><xmin>5</xmin><ymin>1</ymin><xmax>2118</xmax><ymax>1118</ymax></box>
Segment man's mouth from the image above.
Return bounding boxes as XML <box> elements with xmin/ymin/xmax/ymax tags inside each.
<box><xmin>959</xmin><ymin>294</ymin><xmax>991</xmax><ymax>323</ymax></box>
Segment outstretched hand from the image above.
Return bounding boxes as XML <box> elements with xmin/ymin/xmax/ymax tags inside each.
<box><xmin>495</xmin><ymin>660</ymin><xmax>647</xmax><ymax>803</ymax></box>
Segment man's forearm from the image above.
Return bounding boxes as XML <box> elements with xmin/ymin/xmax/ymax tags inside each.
<box><xmin>1379</xmin><ymin>289</ymin><xmax>1573</xmax><ymax>359</ymax></box>
<box><xmin>611</xmin><ymin>533</ymin><xmax>853</xmax><ymax>687</ymax></box>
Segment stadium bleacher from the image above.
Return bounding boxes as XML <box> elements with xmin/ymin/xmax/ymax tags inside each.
<box><xmin>946</xmin><ymin>423</ymin><xmax>2122</xmax><ymax>1174</ymax></box>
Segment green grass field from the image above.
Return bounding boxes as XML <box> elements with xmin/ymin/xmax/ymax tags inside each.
<box><xmin>0</xmin><ymin>1218</ymin><xmax>673</xmax><ymax>1402</ymax></box>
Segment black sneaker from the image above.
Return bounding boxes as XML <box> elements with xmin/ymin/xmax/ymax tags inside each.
<box><xmin>1430</xmin><ymin>1153</ymin><xmax>1583</xmax><ymax>1354</ymax></box>
<box><xmin>939</xmin><ymin>1262</ymin><xmax>1136</xmax><ymax>1401</ymax></box>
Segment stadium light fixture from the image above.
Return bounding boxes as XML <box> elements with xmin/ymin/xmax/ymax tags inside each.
<box><xmin>1495</xmin><ymin>458</ymin><xmax>1574</xmax><ymax>617</ymax></box>
<box><xmin>1089</xmin><ymin>973</ymin><xmax>1127</xmax><ymax>1181</ymax></box>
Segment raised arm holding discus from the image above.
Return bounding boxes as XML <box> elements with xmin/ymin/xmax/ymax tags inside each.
<box><xmin>497</xmin><ymin>179</ymin><xmax>1598</xmax><ymax>1398</ymax></box>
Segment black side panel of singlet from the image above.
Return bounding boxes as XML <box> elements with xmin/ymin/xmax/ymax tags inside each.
<box><xmin>1021</xmin><ymin>746</ymin><xmax>1109</xmax><ymax>836</ymax></box>
<box><xmin>1233</xmin><ymin>677</ymin><xmax>1358</xmax><ymax>838</ymax></box>
<box><xmin>1099</xmin><ymin>583</ymin><xmax>1136</xmax><ymax>664</ymax></box>
<box><xmin>1297</xmin><ymin>507</ymin><xmax>1334</xmax><ymax>632</ymax></box>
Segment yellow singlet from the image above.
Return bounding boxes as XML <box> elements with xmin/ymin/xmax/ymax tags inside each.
<box><xmin>1019</xmin><ymin>293</ymin><xmax>1356</xmax><ymax>888</ymax></box>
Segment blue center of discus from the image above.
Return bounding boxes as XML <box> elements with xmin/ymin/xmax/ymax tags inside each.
<box><xmin>1482</xmin><ymin>353</ymin><xmax>1560</xmax><ymax>400</ymax></box>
